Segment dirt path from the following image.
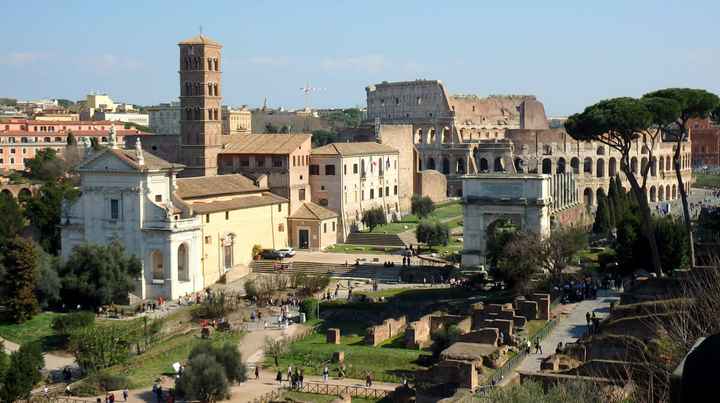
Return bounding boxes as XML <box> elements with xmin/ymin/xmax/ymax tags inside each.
<box><xmin>1</xmin><ymin>336</ymin><xmax>76</xmax><ymax>371</ymax></box>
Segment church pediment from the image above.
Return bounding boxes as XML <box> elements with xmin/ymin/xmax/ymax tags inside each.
<box><xmin>77</xmin><ymin>149</ymin><xmax>139</xmax><ymax>173</ymax></box>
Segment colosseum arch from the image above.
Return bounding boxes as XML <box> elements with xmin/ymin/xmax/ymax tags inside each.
<box><xmin>596</xmin><ymin>158</ymin><xmax>605</xmax><ymax>178</ymax></box>
<box><xmin>542</xmin><ymin>158</ymin><xmax>552</xmax><ymax>174</ymax></box>
<box><xmin>665</xmin><ymin>156</ymin><xmax>671</xmax><ymax>171</ymax></box>
<box><xmin>650</xmin><ymin>157</ymin><xmax>657</xmax><ymax>176</ymax></box>
<box><xmin>596</xmin><ymin>187</ymin><xmax>606</xmax><ymax>202</ymax></box>
<box><xmin>583</xmin><ymin>158</ymin><xmax>593</xmax><ymax>175</ymax></box>
<box><xmin>494</xmin><ymin>157</ymin><xmax>505</xmax><ymax>172</ymax></box>
<box><xmin>1</xmin><ymin>189</ymin><xmax>12</xmax><ymax>199</ymax></box>
<box><xmin>596</xmin><ymin>145</ymin><xmax>605</xmax><ymax>155</ymax></box>
<box><xmin>18</xmin><ymin>188</ymin><xmax>32</xmax><ymax>202</ymax></box>
<box><xmin>665</xmin><ymin>186</ymin><xmax>671</xmax><ymax>200</ymax></box>
<box><xmin>456</xmin><ymin>158</ymin><xmax>466</xmax><ymax>174</ymax></box>
<box><xmin>658</xmin><ymin>185</ymin><xmax>664</xmax><ymax>201</ymax></box>
<box><xmin>415</xmin><ymin>128</ymin><xmax>424</xmax><ymax>144</ymax></box>
<box><xmin>427</xmin><ymin>157</ymin><xmax>436</xmax><ymax>170</ymax></box>
<box><xmin>442</xmin><ymin>127</ymin><xmax>452</xmax><ymax>144</ymax></box>
<box><xmin>442</xmin><ymin>158</ymin><xmax>450</xmax><ymax>174</ymax></box>
<box><xmin>609</xmin><ymin>158</ymin><xmax>617</xmax><ymax>177</ymax></box>
<box><xmin>641</xmin><ymin>157</ymin><xmax>648</xmax><ymax>174</ymax></box>
<box><xmin>514</xmin><ymin>158</ymin><xmax>525</xmax><ymax>173</ymax></box>
<box><xmin>631</xmin><ymin>157</ymin><xmax>638</xmax><ymax>174</ymax></box>
<box><xmin>556</xmin><ymin>158</ymin><xmax>566</xmax><ymax>174</ymax></box>
<box><xmin>583</xmin><ymin>188</ymin><xmax>594</xmax><ymax>206</ymax></box>
<box><xmin>649</xmin><ymin>186</ymin><xmax>657</xmax><ymax>202</ymax></box>
<box><xmin>428</xmin><ymin>128</ymin><xmax>436</xmax><ymax>144</ymax></box>
<box><xmin>672</xmin><ymin>184</ymin><xmax>677</xmax><ymax>199</ymax></box>
<box><xmin>570</xmin><ymin>158</ymin><xmax>580</xmax><ymax>174</ymax></box>
<box><xmin>479</xmin><ymin>158</ymin><xmax>489</xmax><ymax>172</ymax></box>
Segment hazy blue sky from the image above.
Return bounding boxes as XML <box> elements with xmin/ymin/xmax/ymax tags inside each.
<box><xmin>2</xmin><ymin>1</ymin><xmax>718</xmax><ymax>115</ymax></box>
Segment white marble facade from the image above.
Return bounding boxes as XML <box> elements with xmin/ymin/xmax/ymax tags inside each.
<box><xmin>61</xmin><ymin>145</ymin><xmax>204</xmax><ymax>300</ymax></box>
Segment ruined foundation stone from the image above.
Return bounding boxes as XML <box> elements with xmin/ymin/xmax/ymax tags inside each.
<box><xmin>327</xmin><ymin>328</ymin><xmax>341</xmax><ymax>344</ymax></box>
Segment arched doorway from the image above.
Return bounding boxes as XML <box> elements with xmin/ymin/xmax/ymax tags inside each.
<box><xmin>584</xmin><ymin>158</ymin><xmax>593</xmax><ymax>175</ymax></box>
<box><xmin>658</xmin><ymin>185</ymin><xmax>664</xmax><ymax>201</ymax></box>
<box><xmin>609</xmin><ymin>157</ymin><xmax>617</xmax><ymax>177</ymax></box>
<box><xmin>649</xmin><ymin>186</ymin><xmax>657</xmax><ymax>202</ymax></box>
<box><xmin>428</xmin><ymin>158</ymin><xmax>436</xmax><ymax>170</ymax></box>
<box><xmin>556</xmin><ymin>158</ymin><xmax>566</xmax><ymax>174</ymax></box>
<box><xmin>456</xmin><ymin>158</ymin><xmax>466</xmax><ymax>174</ymax></box>
<box><xmin>583</xmin><ymin>188</ymin><xmax>594</xmax><ymax>206</ymax></box>
<box><xmin>442</xmin><ymin>158</ymin><xmax>450</xmax><ymax>174</ymax></box>
<box><xmin>223</xmin><ymin>234</ymin><xmax>235</xmax><ymax>270</ymax></box>
<box><xmin>666</xmin><ymin>186</ymin><xmax>670</xmax><ymax>200</ymax></box>
<box><xmin>596</xmin><ymin>158</ymin><xmax>605</xmax><ymax>178</ymax></box>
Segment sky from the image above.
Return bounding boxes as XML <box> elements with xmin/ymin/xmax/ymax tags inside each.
<box><xmin>1</xmin><ymin>0</ymin><xmax>719</xmax><ymax>116</ymax></box>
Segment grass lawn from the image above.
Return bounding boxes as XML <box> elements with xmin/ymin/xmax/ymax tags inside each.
<box><xmin>354</xmin><ymin>287</ymin><xmax>478</xmax><ymax>303</ymax></box>
<box><xmin>267</xmin><ymin>320</ymin><xmax>429</xmax><ymax>383</ymax></box>
<box><xmin>281</xmin><ymin>391</ymin><xmax>384</xmax><ymax>403</ymax></box>
<box><xmin>368</xmin><ymin>201</ymin><xmax>463</xmax><ymax>235</ymax></box>
<box><xmin>0</xmin><ymin>312</ymin><xmax>66</xmax><ymax>350</ymax></box>
<box><xmin>694</xmin><ymin>173</ymin><xmax>720</xmax><ymax>188</ymax></box>
<box><xmin>523</xmin><ymin>320</ymin><xmax>549</xmax><ymax>339</ymax></box>
<box><xmin>103</xmin><ymin>330</ymin><xmax>243</xmax><ymax>389</ymax></box>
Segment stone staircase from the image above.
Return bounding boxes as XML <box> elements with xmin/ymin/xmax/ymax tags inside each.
<box><xmin>344</xmin><ymin>232</ymin><xmax>406</xmax><ymax>247</ymax></box>
<box><xmin>250</xmin><ymin>260</ymin><xmax>402</xmax><ymax>282</ymax></box>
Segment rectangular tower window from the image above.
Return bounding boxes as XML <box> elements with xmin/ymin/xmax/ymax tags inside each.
<box><xmin>110</xmin><ymin>199</ymin><xmax>120</xmax><ymax>220</ymax></box>
<box><xmin>299</xmin><ymin>188</ymin><xmax>306</xmax><ymax>200</ymax></box>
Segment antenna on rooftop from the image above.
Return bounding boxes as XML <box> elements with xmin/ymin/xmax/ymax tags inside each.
<box><xmin>300</xmin><ymin>82</ymin><xmax>325</xmax><ymax>110</ymax></box>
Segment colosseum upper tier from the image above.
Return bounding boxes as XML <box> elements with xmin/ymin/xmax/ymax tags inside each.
<box><xmin>366</xmin><ymin>79</ymin><xmax>692</xmax><ymax>207</ymax></box>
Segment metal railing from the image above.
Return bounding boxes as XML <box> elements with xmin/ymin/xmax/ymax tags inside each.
<box><xmin>251</xmin><ymin>388</ymin><xmax>284</xmax><ymax>403</ymax></box>
<box><xmin>299</xmin><ymin>382</ymin><xmax>392</xmax><ymax>399</ymax></box>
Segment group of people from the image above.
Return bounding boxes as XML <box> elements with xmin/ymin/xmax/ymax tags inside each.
<box><xmin>90</xmin><ymin>388</ymin><xmax>130</xmax><ymax>403</ymax></box>
<box><xmin>151</xmin><ymin>382</ymin><xmax>174</xmax><ymax>403</ymax></box>
<box><xmin>559</xmin><ymin>277</ymin><xmax>598</xmax><ymax>304</ymax></box>
<box><xmin>586</xmin><ymin>311</ymin><xmax>601</xmax><ymax>335</ymax></box>
<box><xmin>277</xmin><ymin>366</ymin><xmax>305</xmax><ymax>389</ymax></box>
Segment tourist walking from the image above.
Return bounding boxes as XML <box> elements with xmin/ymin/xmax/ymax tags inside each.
<box><xmin>366</xmin><ymin>372</ymin><xmax>373</xmax><ymax>387</ymax></box>
<box><xmin>276</xmin><ymin>370</ymin><xmax>283</xmax><ymax>385</ymax></box>
<box><xmin>534</xmin><ymin>339</ymin><xmax>542</xmax><ymax>354</ymax></box>
<box><xmin>123</xmin><ymin>388</ymin><xmax>129</xmax><ymax>401</ymax></box>
<box><xmin>255</xmin><ymin>365</ymin><xmax>260</xmax><ymax>380</ymax></box>
<box><xmin>323</xmin><ymin>365</ymin><xmax>329</xmax><ymax>383</ymax></box>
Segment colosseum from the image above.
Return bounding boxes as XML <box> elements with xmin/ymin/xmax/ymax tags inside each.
<box><xmin>366</xmin><ymin>79</ymin><xmax>693</xmax><ymax>208</ymax></box>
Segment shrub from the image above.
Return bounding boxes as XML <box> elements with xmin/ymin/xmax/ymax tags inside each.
<box><xmin>86</xmin><ymin>372</ymin><xmax>129</xmax><ymax>391</ymax></box>
<box><xmin>0</xmin><ymin>342</ymin><xmax>44</xmax><ymax>402</ymax></box>
<box><xmin>361</xmin><ymin>207</ymin><xmax>387</xmax><ymax>232</ymax></box>
<box><xmin>411</xmin><ymin>195</ymin><xmax>435</xmax><ymax>218</ymax></box>
<box><xmin>69</xmin><ymin>324</ymin><xmax>130</xmax><ymax>373</ymax></box>
<box><xmin>175</xmin><ymin>354</ymin><xmax>230</xmax><ymax>402</ymax></box>
<box><xmin>188</xmin><ymin>342</ymin><xmax>246</xmax><ymax>383</ymax></box>
<box><xmin>52</xmin><ymin>311</ymin><xmax>96</xmax><ymax>337</ymax></box>
<box><xmin>301</xmin><ymin>298</ymin><xmax>320</xmax><ymax>321</ymax></box>
<box><xmin>190</xmin><ymin>292</ymin><xmax>239</xmax><ymax>320</ymax></box>
<box><xmin>416</xmin><ymin>220</ymin><xmax>449</xmax><ymax>248</ymax></box>
<box><xmin>251</xmin><ymin>244</ymin><xmax>263</xmax><ymax>259</ymax></box>
<box><xmin>244</xmin><ymin>279</ymin><xmax>258</xmax><ymax>299</ymax></box>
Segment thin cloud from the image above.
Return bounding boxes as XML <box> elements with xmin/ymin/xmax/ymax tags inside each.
<box><xmin>86</xmin><ymin>54</ymin><xmax>143</xmax><ymax>73</ymax></box>
<box><xmin>248</xmin><ymin>56</ymin><xmax>290</xmax><ymax>66</ymax></box>
<box><xmin>0</xmin><ymin>52</ymin><xmax>50</xmax><ymax>66</ymax></box>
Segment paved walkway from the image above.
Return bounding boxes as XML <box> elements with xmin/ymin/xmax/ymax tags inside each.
<box><xmin>514</xmin><ymin>289</ymin><xmax>619</xmax><ymax>373</ymax></box>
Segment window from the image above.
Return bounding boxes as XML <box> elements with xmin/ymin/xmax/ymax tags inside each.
<box><xmin>353</xmin><ymin>163</ymin><xmax>358</xmax><ymax>174</ymax></box>
<box><xmin>379</xmin><ymin>187</ymin><xmax>383</xmax><ymax>197</ymax></box>
<box><xmin>361</xmin><ymin>190</ymin><xmax>364</xmax><ymax>201</ymax></box>
<box><xmin>272</xmin><ymin>157</ymin><xmax>283</xmax><ymax>167</ymax></box>
<box><xmin>319</xmin><ymin>199</ymin><xmax>328</xmax><ymax>206</ymax></box>
<box><xmin>110</xmin><ymin>199</ymin><xmax>120</xmax><ymax>220</ymax></box>
<box><xmin>257</xmin><ymin>157</ymin><xmax>265</xmax><ymax>167</ymax></box>
<box><xmin>310</xmin><ymin>164</ymin><xmax>320</xmax><ymax>175</ymax></box>
<box><xmin>386</xmin><ymin>186</ymin><xmax>390</xmax><ymax>196</ymax></box>
<box><xmin>332</xmin><ymin>222</ymin><xmax>336</xmax><ymax>231</ymax></box>
<box><xmin>151</xmin><ymin>250</ymin><xmax>164</xmax><ymax>281</ymax></box>
<box><xmin>344</xmin><ymin>164</ymin><xmax>347</xmax><ymax>175</ymax></box>
<box><xmin>225</xmin><ymin>211</ymin><xmax>230</xmax><ymax>220</ymax></box>
<box><xmin>155</xmin><ymin>195</ymin><xmax>162</xmax><ymax>202</ymax></box>
<box><xmin>10</xmin><ymin>149</ymin><xmax>15</xmax><ymax>154</ymax></box>
<box><xmin>299</xmin><ymin>188</ymin><xmax>306</xmax><ymax>200</ymax></box>
<box><xmin>223</xmin><ymin>234</ymin><xmax>234</xmax><ymax>270</ymax></box>
<box><xmin>325</xmin><ymin>164</ymin><xmax>336</xmax><ymax>175</ymax></box>
<box><xmin>394</xmin><ymin>185</ymin><xmax>398</xmax><ymax>195</ymax></box>
<box><xmin>177</xmin><ymin>244</ymin><xmax>189</xmax><ymax>281</ymax></box>
<box><xmin>240</xmin><ymin>157</ymin><xmax>249</xmax><ymax>167</ymax></box>
<box><xmin>205</xmin><ymin>236</ymin><xmax>212</xmax><ymax>244</ymax></box>
<box><xmin>323</xmin><ymin>223</ymin><xmax>327</xmax><ymax>233</ymax></box>
<box><xmin>278</xmin><ymin>204</ymin><xmax>282</xmax><ymax>212</ymax></box>
<box><xmin>370</xmin><ymin>189</ymin><xmax>374</xmax><ymax>199</ymax></box>
<box><xmin>278</xmin><ymin>223</ymin><xmax>284</xmax><ymax>232</ymax></box>
<box><xmin>206</xmin><ymin>214</ymin><xmax>210</xmax><ymax>223</ymax></box>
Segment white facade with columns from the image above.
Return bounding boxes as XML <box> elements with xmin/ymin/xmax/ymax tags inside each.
<box><xmin>61</xmin><ymin>137</ymin><xmax>204</xmax><ymax>300</ymax></box>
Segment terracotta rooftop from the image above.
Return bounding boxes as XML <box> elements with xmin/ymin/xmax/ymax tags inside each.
<box><xmin>176</xmin><ymin>174</ymin><xmax>264</xmax><ymax>199</ymax></box>
<box><xmin>289</xmin><ymin>202</ymin><xmax>338</xmax><ymax>221</ymax></box>
<box><xmin>178</xmin><ymin>34</ymin><xmax>222</xmax><ymax>47</ymax></box>
<box><xmin>187</xmin><ymin>193</ymin><xmax>287</xmax><ymax>214</ymax></box>
<box><xmin>220</xmin><ymin>134</ymin><xmax>311</xmax><ymax>155</ymax></box>
<box><xmin>311</xmin><ymin>142</ymin><xmax>398</xmax><ymax>156</ymax></box>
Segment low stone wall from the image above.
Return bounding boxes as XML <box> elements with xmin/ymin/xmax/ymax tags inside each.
<box><xmin>457</xmin><ymin>328</ymin><xmax>499</xmax><ymax>346</ymax></box>
<box><xmin>416</xmin><ymin>359</ymin><xmax>479</xmax><ymax>390</ymax></box>
<box><xmin>405</xmin><ymin>312</ymin><xmax>436</xmax><ymax>349</ymax></box>
<box><xmin>365</xmin><ymin>316</ymin><xmax>408</xmax><ymax>346</ymax></box>
<box><xmin>430</xmin><ymin>315</ymin><xmax>470</xmax><ymax>334</ymax></box>
<box><xmin>528</xmin><ymin>293</ymin><xmax>551</xmax><ymax>321</ymax></box>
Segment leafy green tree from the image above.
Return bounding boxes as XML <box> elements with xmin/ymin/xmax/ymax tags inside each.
<box><xmin>0</xmin><ymin>342</ymin><xmax>43</xmax><ymax>403</ymax></box>
<box><xmin>361</xmin><ymin>207</ymin><xmax>387</xmax><ymax>232</ymax></box>
<box><xmin>416</xmin><ymin>220</ymin><xmax>449</xmax><ymax>248</ymax></box>
<box><xmin>278</xmin><ymin>125</ymin><xmax>290</xmax><ymax>134</ymax></box>
<box><xmin>69</xmin><ymin>324</ymin><xmax>130</xmax><ymax>373</ymax></box>
<box><xmin>485</xmin><ymin>219</ymin><xmax>518</xmax><ymax>268</ymax></box>
<box><xmin>175</xmin><ymin>354</ymin><xmax>230</xmax><ymax>403</ymax></box>
<box><xmin>25</xmin><ymin>148</ymin><xmax>67</xmax><ymax>182</ymax></box>
<box><xmin>543</xmin><ymin>227</ymin><xmax>588</xmax><ymax>281</ymax></box>
<box><xmin>411</xmin><ymin>195</ymin><xmax>435</xmax><ymax>219</ymax></box>
<box><xmin>56</xmin><ymin>99</ymin><xmax>74</xmax><ymax>109</ymax></box>
<box><xmin>188</xmin><ymin>342</ymin><xmax>246</xmax><ymax>383</ymax></box>
<box><xmin>59</xmin><ymin>241</ymin><xmax>142</xmax><ymax>308</ymax></box>
<box><xmin>66</xmin><ymin>132</ymin><xmax>77</xmax><ymax>146</ymax></box>
<box><xmin>0</xmin><ymin>193</ymin><xmax>25</xmax><ymax>245</ymax></box>
<box><xmin>0</xmin><ymin>237</ymin><xmax>39</xmax><ymax>323</ymax></box>
<box><xmin>311</xmin><ymin>129</ymin><xmax>337</xmax><ymax>146</ymax></box>
<box><xmin>264</xmin><ymin>123</ymin><xmax>279</xmax><ymax>133</ymax></box>
<box><xmin>492</xmin><ymin>231</ymin><xmax>541</xmax><ymax>295</ymax></box>
<box><xmin>642</xmin><ymin>88</ymin><xmax>720</xmax><ymax>267</ymax></box>
<box><xmin>593</xmin><ymin>192</ymin><xmax>612</xmax><ymax>236</ymax></box>
<box><xmin>24</xmin><ymin>180</ymin><xmax>79</xmax><ymax>254</ymax></box>
<box><xmin>655</xmin><ymin>216</ymin><xmax>690</xmax><ymax>271</ymax></box>
<box><xmin>300</xmin><ymin>298</ymin><xmax>319</xmax><ymax>321</ymax></box>
<box><xmin>34</xmin><ymin>245</ymin><xmax>61</xmax><ymax>309</ymax></box>
<box><xmin>52</xmin><ymin>311</ymin><xmax>95</xmax><ymax>343</ymax></box>
<box><xmin>565</xmin><ymin>97</ymin><xmax>680</xmax><ymax>276</ymax></box>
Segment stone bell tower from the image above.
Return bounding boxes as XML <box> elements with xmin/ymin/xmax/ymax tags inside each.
<box><xmin>178</xmin><ymin>34</ymin><xmax>223</xmax><ymax>177</ymax></box>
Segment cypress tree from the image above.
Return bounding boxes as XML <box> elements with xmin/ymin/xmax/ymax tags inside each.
<box><xmin>593</xmin><ymin>193</ymin><xmax>612</xmax><ymax>236</ymax></box>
